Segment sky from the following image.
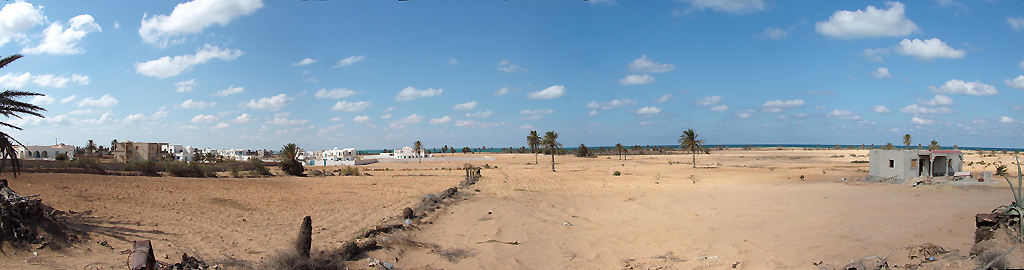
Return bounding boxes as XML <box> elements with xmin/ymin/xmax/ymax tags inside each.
<box><xmin>2</xmin><ymin>0</ymin><xmax>1024</xmax><ymax>151</ymax></box>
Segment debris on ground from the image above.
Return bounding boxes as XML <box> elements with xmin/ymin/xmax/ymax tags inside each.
<box><xmin>0</xmin><ymin>179</ymin><xmax>79</xmax><ymax>252</ymax></box>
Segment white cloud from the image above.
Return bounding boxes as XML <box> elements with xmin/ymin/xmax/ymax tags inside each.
<box><xmin>734</xmin><ymin>109</ymin><xmax>755</xmax><ymax>119</ymax></box>
<box><xmin>871</xmin><ymin>67</ymin><xmax>892</xmax><ymax>79</ymax></box>
<box><xmin>389</xmin><ymin>114</ymin><xmax>425</xmax><ymax>129</ymax></box>
<box><xmin>380</xmin><ymin>114</ymin><xmax>392</xmax><ymax>119</ymax></box>
<box><xmin>29</xmin><ymin>95</ymin><xmax>53</xmax><ymax>106</ymax></box>
<box><xmin>1000</xmin><ymin>116</ymin><xmax>1017</xmax><ymax>124</ymax></box>
<box><xmin>636</xmin><ymin>106</ymin><xmax>661</xmax><ymax>116</ymax></box>
<box><xmin>761</xmin><ymin>99</ymin><xmax>804</xmax><ymax>113</ymax></box>
<box><xmin>315</xmin><ymin>88</ymin><xmax>356</xmax><ymax>99</ymax></box>
<box><xmin>928</xmin><ymin>79</ymin><xmax>998</xmax><ymax>96</ymax></box>
<box><xmin>353</xmin><ymin>116</ymin><xmax>371</xmax><ymax>124</ymax></box>
<box><xmin>245</xmin><ymin>94</ymin><xmax>292</xmax><ymax>111</ymax></box>
<box><xmin>900</xmin><ymin>104</ymin><xmax>953</xmax><ymax>114</ymax></box>
<box><xmin>655</xmin><ymin>94</ymin><xmax>673</xmax><ymax>103</ymax></box>
<box><xmin>759</xmin><ymin>27</ymin><xmax>787</xmax><ymax>41</ymax></box>
<box><xmin>827</xmin><ymin>109</ymin><xmax>862</xmax><ymax>120</ymax></box>
<box><xmin>454</xmin><ymin>120</ymin><xmax>476</xmax><ymax>127</ymax></box>
<box><xmin>870</xmin><ymin>105</ymin><xmax>891</xmax><ymax>113</ymax></box>
<box><xmin>710</xmin><ymin>105</ymin><xmax>729</xmax><ymax>112</ymax></box>
<box><xmin>191</xmin><ymin>114</ymin><xmax>218</xmax><ymax>123</ymax></box>
<box><xmin>71</xmin><ymin>74</ymin><xmax>89</xmax><ymax>85</ymax></box>
<box><xmin>1005</xmin><ymin>75</ymin><xmax>1024</xmax><ymax>91</ymax></box>
<box><xmin>124</xmin><ymin>113</ymin><xmax>147</xmax><ymax>124</ymax></box>
<box><xmin>175</xmin><ymin>79</ymin><xmax>197</xmax><ymax>92</ymax></box>
<box><xmin>526</xmin><ymin>85</ymin><xmax>566</xmax><ymax>99</ymax></box>
<box><xmin>587</xmin><ymin>99</ymin><xmax>636</xmax><ymax>110</ymax></box>
<box><xmin>429</xmin><ymin>116</ymin><xmax>452</xmax><ymax>124</ymax></box>
<box><xmin>77</xmin><ymin>95</ymin><xmax>118</xmax><ymax>107</ymax></box>
<box><xmin>0</xmin><ymin>73</ymin><xmax>86</xmax><ymax>88</ymax></box>
<box><xmin>1009</xmin><ymin>17</ymin><xmax>1024</xmax><ymax>31</ymax></box>
<box><xmin>382</xmin><ymin>106</ymin><xmax>395</xmax><ymax>113</ymax></box>
<box><xmin>894</xmin><ymin>38</ymin><xmax>965</xmax><ymax>61</ymax></box>
<box><xmin>177</xmin><ymin>99</ymin><xmax>216</xmax><ymax>109</ymax></box>
<box><xmin>587</xmin><ymin>110</ymin><xmax>600</xmax><ymax>116</ymax></box>
<box><xmin>213</xmin><ymin>85</ymin><xmax>244</xmax><ymax>96</ymax></box>
<box><xmin>334</xmin><ymin>55</ymin><xmax>365</xmax><ymax>68</ymax></box>
<box><xmin>60</xmin><ymin>95</ymin><xmax>77</xmax><ymax>103</ymax></box>
<box><xmin>0</xmin><ymin>1</ymin><xmax>45</xmax><ymax>47</ymax></box>
<box><xmin>293</xmin><ymin>58</ymin><xmax>316</xmax><ymax>66</ymax></box>
<box><xmin>465</xmin><ymin>111</ymin><xmax>492</xmax><ymax>118</ymax></box>
<box><xmin>212</xmin><ymin>122</ymin><xmax>229</xmax><ymax>129</ymax></box>
<box><xmin>695</xmin><ymin>96</ymin><xmax>722</xmax><ymax>106</ymax></box>
<box><xmin>815</xmin><ymin>1</ymin><xmax>919</xmax><ymax>39</ymax></box>
<box><xmin>232</xmin><ymin>113</ymin><xmax>252</xmax><ymax>124</ymax></box>
<box><xmin>910</xmin><ymin>116</ymin><xmax>934</xmax><ymax>125</ymax></box>
<box><xmin>517</xmin><ymin>124</ymin><xmax>534</xmax><ymax>130</ymax></box>
<box><xmin>447</xmin><ymin>59</ymin><xmax>458</xmax><ymax>65</ymax></box>
<box><xmin>680</xmin><ymin>0</ymin><xmax>765</xmax><ymax>14</ymax></box>
<box><xmin>330</xmin><ymin>100</ymin><xmax>372</xmax><ymax>112</ymax></box>
<box><xmin>139</xmin><ymin>0</ymin><xmax>263</xmax><ymax>47</ymax></box>
<box><xmin>267</xmin><ymin>117</ymin><xmax>309</xmax><ymax>125</ymax></box>
<box><xmin>395</xmin><ymin>86</ymin><xmax>442</xmax><ymax>101</ymax></box>
<box><xmin>135</xmin><ymin>44</ymin><xmax>244</xmax><ymax>78</ymax></box>
<box><xmin>328</xmin><ymin>117</ymin><xmax>344</xmax><ymax>122</ymax></box>
<box><xmin>1020</xmin><ymin>59</ymin><xmax>1024</xmax><ymax>70</ymax></box>
<box><xmin>628</xmin><ymin>55</ymin><xmax>675</xmax><ymax>73</ymax></box>
<box><xmin>451</xmin><ymin>101</ymin><xmax>478</xmax><ymax>110</ymax></box>
<box><xmin>919</xmin><ymin>95</ymin><xmax>953</xmax><ymax>106</ymax></box>
<box><xmin>22</xmin><ymin>15</ymin><xmax>102</xmax><ymax>55</ymax></box>
<box><xmin>862</xmin><ymin>48</ymin><xmax>890</xmax><ymax>62</ymax></box>
<box><xmin>151</xmin><ymin>110</ymin><xmax>169</xmax><ymax>119</ymax></box>
<box><xmin>520</xmin><ymin>109</ymin><xmax>555</xmax><ymax>117</ymax></box>
<box><xmin>497</xmin><ymin>60</ymin><xmax>527</xmax><ymax>72</ymax></box>
<box><xmin>493</xmin><ymin>86</ymin><xmax>515</xmax><ymax>96</ymax></box>
<box><xmin>619</xmin><ymin>74</ymin><xmax>655</xmax><ymax>85</ymax></box>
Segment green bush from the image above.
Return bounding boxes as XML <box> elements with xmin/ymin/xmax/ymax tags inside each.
<box><xmin>340</xmin><ymin>166</ymin><xmax>360</xmax><ymax>176</ymax></box>
<box><xmin>70</xmin><ymin>157</ymin><xmax>106</xmax><ymax>171</ymax></box>
<box><xmin>124</xmin><ymin>160</ymin><xmax>159</xmax><ymax>176</ymax></box>
<box><xmin>229</xmin><ymin>167</ymin><xmax>240</xmax><ymax>178</ymax></box>
<box><xmin>165</xmin><ymin>161</ymin><xmax>216</xmax><ymax>178</ymax></box>
<box><xmin>54</xmin><ymin>153</ymin><xmax>69</xmax><ymax>161</ymax></box>
<box><xmin>613</xmin><ymin>171</ymin><xmax>621</xmax><ymax>176</ymax></box>
<box><xmin>280</xmin><ymin>159</ymin><xmax>304</xmax><ymax>176</ymax></box>
<box><xmin>251</xmin><ymin>158</ymin><xmax>271</xmax><ymax>176</ymax></box>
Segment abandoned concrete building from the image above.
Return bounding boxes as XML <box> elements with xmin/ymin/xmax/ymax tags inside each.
<box><xmin>867</xmin><ymin>149</ymin><xmax>964</xmax><ymax>183</ymax></box>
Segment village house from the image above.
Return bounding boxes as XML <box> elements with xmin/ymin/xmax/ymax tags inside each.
<box><xmin>114</xmin><ymin>141</ymin><xmax>171</xmax><ymax>162</ymax></box>
<box><xmin>868</xmin><ymin>149</ymin><xmax>965</xmax><ymax>183</ymax></box>
<box><xmin>14</xmin><ymin>143</ymin><xmax>75</xmax><ymax>160</ymax></box>
<box><xmin>161</xmin><ymin>144</ymin><xmax>196</xmax><ymax>162</ymax></box>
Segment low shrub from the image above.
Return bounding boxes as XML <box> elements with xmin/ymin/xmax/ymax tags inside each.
<box><xmin>124</xmin><ymin>160</ymin><xmax>159</xmax><ymax>176</ymax></box>
<box><xmin>166</xmin><ymin>161</ymin><xmax>216</xmax><ymax>178</ymax></box>
<box><xmin>612</xmin><ymin>171</ymin><xmax>620</xmax><ymax>176</ymax></box>
<box><xmin>252</xmin><ymin>158</ymin><xmax>272</xmax><ymax>176</ymax></box>
<box><xmin>230</xmin><ymin>167</ymin><xmax>240</xmax><ymax>178</ymax></box>
<box><xmin>340</xmin><ymin>166</ymin><xmax>360</xmax><ymax>176</ymax></box>
<box><xmin>54</xmin><ymin>153</ymin><xmax>68</xmax><ymax>161</ymax></box>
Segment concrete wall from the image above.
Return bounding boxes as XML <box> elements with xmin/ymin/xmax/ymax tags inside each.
<box><xmin>15</xmin><ymin>144</ymin><xmax>75</xmax><ymax>160</ymax></box>
<box><xmin>869</xmin><ymin>150</ymin><xmax>923</xmax><ymax>181</ymax></box>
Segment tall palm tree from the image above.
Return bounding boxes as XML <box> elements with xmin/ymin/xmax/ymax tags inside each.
<box><xmin>413</xmin><ymin>140</ymin><xmax>423</xmax><ymax>163</ymax></box>
<box><xmin>527</xmin><ymin>130</ymin><xmax>540</xmax><ymax>165</ymax></box>
<box><xmin>614</xmin><ymin>143</ymin><xmax>624</xmax><ymax>160</ymax></box>
<box><xmin>279</xmin><ymin>143</ymin><xmax>304</xmax><ymax>176</ymax></box>
<box><xmin>929</xmin><ymin>140</ymin><xmax>940</xmax><ymax>150</ymax></box>
<box><xmin>541</xmin><ymin>131</ymin><xmax>561</xmax><ymax>172</ymax></box>
<box><xmin>0</xmin><ymin>54</ymin><xmax>45</xmax><ymax>177</ymax></box>
<box><xmin>678</xmin><ymin>129</ymin><xmax>706</xmax><ymax>169</ymax></box>
<box><xmin>903</xmin><ymin>134</ymin><xmax>912</xmax><ymax>149</ymax></box>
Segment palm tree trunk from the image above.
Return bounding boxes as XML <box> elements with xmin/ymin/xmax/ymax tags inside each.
<box><xmin>535</xmin><ymin>152</ymin><xmax>538</xmax><ymax>165</ymax></box>
<box><xmin>551</xmin><ymin>152</ymin><xmax>555</xmax><ymax>172</ymax></box>
<box><xmin>692</xmin><ymin>152</ymin><xmax>696</xmax><ymax>169</ymax></box>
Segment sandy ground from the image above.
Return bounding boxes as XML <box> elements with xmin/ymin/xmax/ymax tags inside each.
<box><xmin>0</xmin><ymin>149</ymin><xmax>1018</xmax><ymax>269</ymax></box>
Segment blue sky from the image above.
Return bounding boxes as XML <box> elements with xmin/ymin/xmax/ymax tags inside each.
<box><xmin>2</xmin><ymin>0</ymin><xmax>1024</xmax><ymax>150</ymax></box>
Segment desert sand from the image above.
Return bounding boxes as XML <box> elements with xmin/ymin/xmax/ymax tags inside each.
<box><xmin>0</xmin><ymin>149</ymin><xmax>1017</xmax><ymax>269</ymax></box>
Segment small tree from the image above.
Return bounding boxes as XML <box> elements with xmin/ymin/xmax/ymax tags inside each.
<box><xmin>614</xmin><ymin>143</ymin><xmax>625</xmax><ymax>160</ymax></box>
<box><xmin>413</xmin><ymin>140</ymin><xmax>423</xmax><ymax>163</ymax></box>
<box><xmin>527</xmin><ymin>130</ymin><xmax>541</xmax><ymax>164</ymax></box>
<box><xmin>279</xmin><ymin>143</ymin><xmax>304</xmax><ymax>176</ymax></box>
<box><xmin>678</xmin><ymin>129</ymin><xmax>706</xmax><ymax>169</ymax></box>
<box><xmin>86</xmin><ymin>140</ymin><xmax>96</xmax><ymax>154</ymax></box>
<box><xmin>903</xmin><ymin>134</ymin><xmax>912</xmax><ymax>149</ymax></box>
<box><xmin>541</xmin><ymin>131</ymin><xmax>561</xmax><ymax>172</ymax></box>
<box><xmin>883</xmin><ymin>143</ymin><xmax>895</xmax><ymax>150</ymax></box>
<box><xmin>576</xmin><ymin>143</ymin><xmax>589</xmax><ymax>157</ymax></box>
<box><xmin>929</xmin><ymin>140</ymin><xmax>940</xmax><ymax>150</ymax></box>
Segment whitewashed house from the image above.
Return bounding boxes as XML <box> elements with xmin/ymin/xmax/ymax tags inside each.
<box><xmin>305</xmin><ymin>147</ymin><xmax>376</xmax><ymax>166</ymax></box>
<box><xmin>162</xmin><ymin>145</ymin><xmax>196</xmax><ymax>162</ymax></box>
<box><xmin>14</xmin><ymin>143</ymin><xmax>75</xmax><ymax>160</ymax></box>
<box><xmin>218</xmin><ymin>149</ymin><xmax>255</xmax><ymax>161</ymax></box>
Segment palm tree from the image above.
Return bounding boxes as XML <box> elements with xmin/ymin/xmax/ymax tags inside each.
<box><xmin>903</xmin><ymin>134</ymin><xmax>912</xmax><ymax>149</ymax></box>
<box><xmin>614</xmin><ymin>143</ymin><xmax>624</xmax><ymax>160</ymax></box>
<box><xmin>110</xmin><ymin>139</ymin><xmax>118</xmax><ymax>154</ymax></box>
<box><xmin>541</xmin><ymin>131</ymin><xmax>561</xmax><ymax>172</ymax></box>
<box><xmin>0</xmin><ymin>54</ymin><xmax>45</xmax><ymax>177</ymax></box>
<box><xmin>86</xmin><ymin>140</ymin><xmax>96</xmax><ymax>154</ymax></box>
<box><xmin>678</xmin><ymin>129</ymin><xmax>706</xmax><ymax>169</ymax></box>
<box><xmin>884</xmin><ymin>143</ymin><xmax>895</xmax><ymax>150</ymax></box>
<box><xmin>279</xmin><ymin>143</ymin><xmax>304</xmax><ymax>176</ymax></box>
<box><xmin>527</xmin><ymin>130</ymin><xmax>541</xmax><ymax>165</ymax></box>
<box><xmin>413</xmin><ymin>140</ymin><xmax>423</xmax><ymax>163</ymax></box>
<box><xmin>929</xmin><ymin>140</ymin><xmax>940</xmax><ymax>150</ymax></box>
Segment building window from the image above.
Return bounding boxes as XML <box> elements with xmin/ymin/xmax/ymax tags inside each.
<box><xmin>889</xmin><ymin>160</ymin><xmax>894</xmax><ymax>168</ymax></box>
<box><xmin>911</xmin><ymin>159</ymin><xmax>917</xmax><ymax>167</ymax></box>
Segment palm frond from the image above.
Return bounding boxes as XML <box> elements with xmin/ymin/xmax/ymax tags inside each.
<box><xmin>0</xmin><ymin>54</ymin><xmax>23</xmax><ymax>70</ymax></box>
<box><xmin>0</xmin><ymin>131</ymin><xmax>23</xmax><ymax>177</ymax></box>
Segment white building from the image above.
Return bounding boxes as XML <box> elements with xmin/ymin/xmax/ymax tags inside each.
<box><xmin>362</xmin><ymin>146</ymin><xmax>431</xmax><ymax>160</ymax></box>
<box><xmin>218</xmin><ymin>149</ymin><xmax>255</xmax><ymax>161</ymax></box>
<box><xmin>15</xmin><ymin>143</ymin><xmax>75</xmax><ymax>160</ymax></box>
<box><xmin>305</xmin><ymin>147</ymin><xmax>376</xmax><ymax>166</ymax></box>
<box><xmin>162</xmin><ymin>145</ymin><xmax>196</xmax><ymax>162</ymax></box>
